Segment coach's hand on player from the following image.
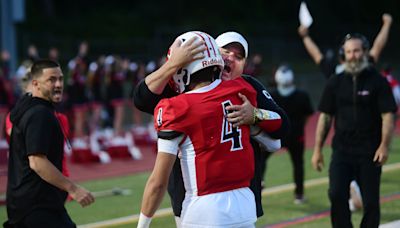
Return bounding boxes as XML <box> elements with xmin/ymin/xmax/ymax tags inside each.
<box><xmin>168</xmin><ymin>36</ymin><xmax>206</xmax><ymax>69</ymax></box>
<box><xmin>226</xmin><ymin>93</ymin><xmax>255</xmax><ymax>127</ymax></box>
<box><xmin>69</xmin><ymin>184</ymin><xmax>95</xmax><ymax>207</ymax></box>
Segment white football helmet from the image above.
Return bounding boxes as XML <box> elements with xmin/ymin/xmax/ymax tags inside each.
<box><xmin>168</xmin><ymin>31</ymin><xmax>224</xmax><ymax>93</ymax></box>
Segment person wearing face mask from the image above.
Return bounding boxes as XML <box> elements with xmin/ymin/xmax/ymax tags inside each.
<box><xmin>264</xmin><ymin>65</ymin><xmax>313</xmax><ymax>204</ymax></box>
<box><xmin>312</xmin><ymin>34</ymin><xmax>397</xmax><ymax>228</ymax></box>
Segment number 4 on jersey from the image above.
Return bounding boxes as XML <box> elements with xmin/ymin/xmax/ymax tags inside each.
<box><xmin>221</xmin><ymin>100</ymin><xmax>243</xmax><ymax>151</ymax></box>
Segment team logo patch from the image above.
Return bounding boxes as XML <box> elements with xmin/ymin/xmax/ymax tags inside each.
<box><xmin>262</xmin><ymin>90</ymin><xmax>272</xmax><ymax>99</ymax></box>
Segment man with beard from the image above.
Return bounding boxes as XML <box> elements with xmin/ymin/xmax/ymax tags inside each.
<box><xmin>312</xmin><ymin>34</ymin><xmax>397</xmax><ymax>228</ymax></box>
<box><xmin>5</xmin><ymin>59</ymin><xmax>94</xmax><ymax>228</ymax></box>
<box><xmin>133</xmin><ymin>31</ymin><xmax>288</xmax><ymax>225</ymax></box>
<box><xmin>298</xmin><ymin>13</ymin><xmax>393</xmax><ymax>78</ymax></box>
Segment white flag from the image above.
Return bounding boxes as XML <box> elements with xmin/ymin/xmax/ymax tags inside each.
<box><xmin>299</xmin><ymin>2</ymin><xmax>313</xmax><ymax>28</ymax></box>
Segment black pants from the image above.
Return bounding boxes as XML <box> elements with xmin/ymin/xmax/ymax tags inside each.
<box><xmin>4</xmin><ymin>209</ymin><xmax>76</xmax><ymax>228</ymax></box>
<box><xmin>261</xmin><ymin>138</ymin><xmax>305</xmax><ymax>196</ymax></box>
<box><xmin>329</xmin><ymin>151</ymin><xmax>381</xmax><ymax>228</ymax></box>
<box><xmin>286</xmin><ymin>140</ymin><xmax>305</xmax><ymax>196</ymax></box>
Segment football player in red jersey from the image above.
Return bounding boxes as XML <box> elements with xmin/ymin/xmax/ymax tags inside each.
<box><xmin>138</xmin><ymin>31</ymin><xmax>259</xmax><ymax>228</ymax></box>
<box><xmin>134</xmin><ymin>31</ymin><xmax>288</xmax><ymax>226</ymax></box>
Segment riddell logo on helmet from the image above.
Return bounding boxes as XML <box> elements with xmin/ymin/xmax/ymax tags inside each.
<box><xmin>202</xmin><ymin>58</ymin><xmax>223</xmax><ymax>67</ymax></box>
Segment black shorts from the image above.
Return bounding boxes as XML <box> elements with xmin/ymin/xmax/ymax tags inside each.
<box><xmin>4</xmin><ymin>209</ymin><xmax>76</xmax><ymax>228</ymax></box>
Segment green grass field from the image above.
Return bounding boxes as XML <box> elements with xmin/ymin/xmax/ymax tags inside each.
<box><xmin>1</xmin><ymin>137</ymin><xmax>400</xmax><ymax>227</ymax></box>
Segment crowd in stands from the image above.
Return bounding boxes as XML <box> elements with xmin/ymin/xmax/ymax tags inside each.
<box><xmin>0</xmin><ymin>42</ymin><xmax>161</xmax><ymax>163</ymax></box>
<box><xmin>0</xmin><ymin>41</ymin><xmax>267</xmax><ymax>164</ymax></box>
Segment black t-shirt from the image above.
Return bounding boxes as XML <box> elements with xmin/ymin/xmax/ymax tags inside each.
<box><xmin>270</xmin><ymin>89</ymin><xmax>314</xmax><ymax>140</ymax></box>
<box><xmin>318</xmin><ymin>67</ymin><xmax>397</xmax><ymax>155</ymax></box>
<box><xmin>7</xmin><ymin>98</ymin><xmax>66</xmax><ymax>224</ymax></box>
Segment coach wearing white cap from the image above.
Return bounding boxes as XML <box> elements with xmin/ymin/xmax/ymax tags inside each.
<box><xmin>133</xmin><ymin>31</ymin><xmax>289</xmax><ymax>223</ymax></box>
<box><xmin>215</xmin><ymin>32</ymin><xmax>248</xmax><ymax>81</ymax></box>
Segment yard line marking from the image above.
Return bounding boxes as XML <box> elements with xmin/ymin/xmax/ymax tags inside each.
<box><xmin>78</xmin><ymin>162</ymin><xmax>400</xmax><ymax>228</ymax></box>
<box><xmin>266</xmin><ymin>192</ymin><xmax>400</xmax><ymax>228</ymax></box>
<box><xmin>262</xmin><ymin>162</ymin><xmax>400</xmax><ymax>196</ymax></box>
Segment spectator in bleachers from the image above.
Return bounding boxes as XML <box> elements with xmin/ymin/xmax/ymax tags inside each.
<box><xmin>67</xmin><ymin>58</ymin><xmax>90</xmax><ymax>149</ymax></box>
<box><xmin>105</xmin><ymin>55</ymin><xmax>127</xmax><ymax>137</ymax></box>
<box><xmin>0</xmin><ymin>50</ymin><xmax>13</xmax><ymax>149</ymax></box>
<box><xmin>130</xmin><ymin>62</ymin><xmax>146</xmax><ymax>127</ymax></box>
<box><xmin>48</xmin><ymin>47</ymin><xmax>60</xmax><ymax>63</ymax></box>
<box><xmin>88</xmin><ymin>55</ymin><xmax>107</xmax><ymax>132</ymax></box>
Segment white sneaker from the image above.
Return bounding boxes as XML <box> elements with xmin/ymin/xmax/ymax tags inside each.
<box><xmin>294</xmin><ymin>195</ymin><xmax>306</xmax><ymax>204</ymax></box>
<box><xmin>349</xmin><ymin>180</ymin><xmax>363</xmax><ymax>211</ymax></box>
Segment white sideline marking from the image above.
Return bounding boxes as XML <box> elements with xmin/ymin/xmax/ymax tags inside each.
<box><xmin>379</xmin><ymin>220</ymin><xmax>400</xmax><ymax>228</ymax></box>
<box><xmin>78</xmin><ymin>162</ymin><xmax>400</xmax><ymax>228</ymax></box>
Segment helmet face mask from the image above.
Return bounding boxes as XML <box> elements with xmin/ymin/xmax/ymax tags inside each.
<box><xmin>168</xmin><ymin>31</ymin><xmax>224</xmax><ymax>93</ymax></box>
<box><xmin>173</xmin><ymin>68</ymin><xmax>189</xmax><ymax>93</ymax></box>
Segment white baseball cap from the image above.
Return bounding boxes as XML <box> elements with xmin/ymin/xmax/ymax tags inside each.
<box><xmin>216</xmin><ymin>31</ymin><xmax>248</xmax><ymax>58</ymax></box>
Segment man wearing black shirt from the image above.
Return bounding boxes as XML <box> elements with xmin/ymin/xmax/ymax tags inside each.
<box><xmin>298</xmin><ymin>13</ymin><xmax>393</xmax><ymax>78</ymax></box>
<box><xmin>5</xmin><ymin>60</ymin><xmax>94</xmax><ymax>228</ymax></box>
<box><xmin>312</xmin><ymin>35</ymin><xmax>397</xmax><ymax>228</ymax></box>
<box><xmin>269</xmin><ymin>65</ymin><xmax>314</xmax><ymax>204</ymax></box>
<box><xmin>133</xmin><ymin>31</ymin><xmax>289</xmax><ymax>224</ymax></box>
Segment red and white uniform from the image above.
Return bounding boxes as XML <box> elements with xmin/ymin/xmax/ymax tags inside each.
<box><xmin>155</xmin><ymin>78</ymin><xmax>257</xmax><ymax>227</ymax></box>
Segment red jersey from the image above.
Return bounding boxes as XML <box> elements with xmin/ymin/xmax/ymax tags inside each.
<box><xmin>155</xmin><ymin>78</ymin><xmax>257</xmax><ymax>196</ymax></box>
